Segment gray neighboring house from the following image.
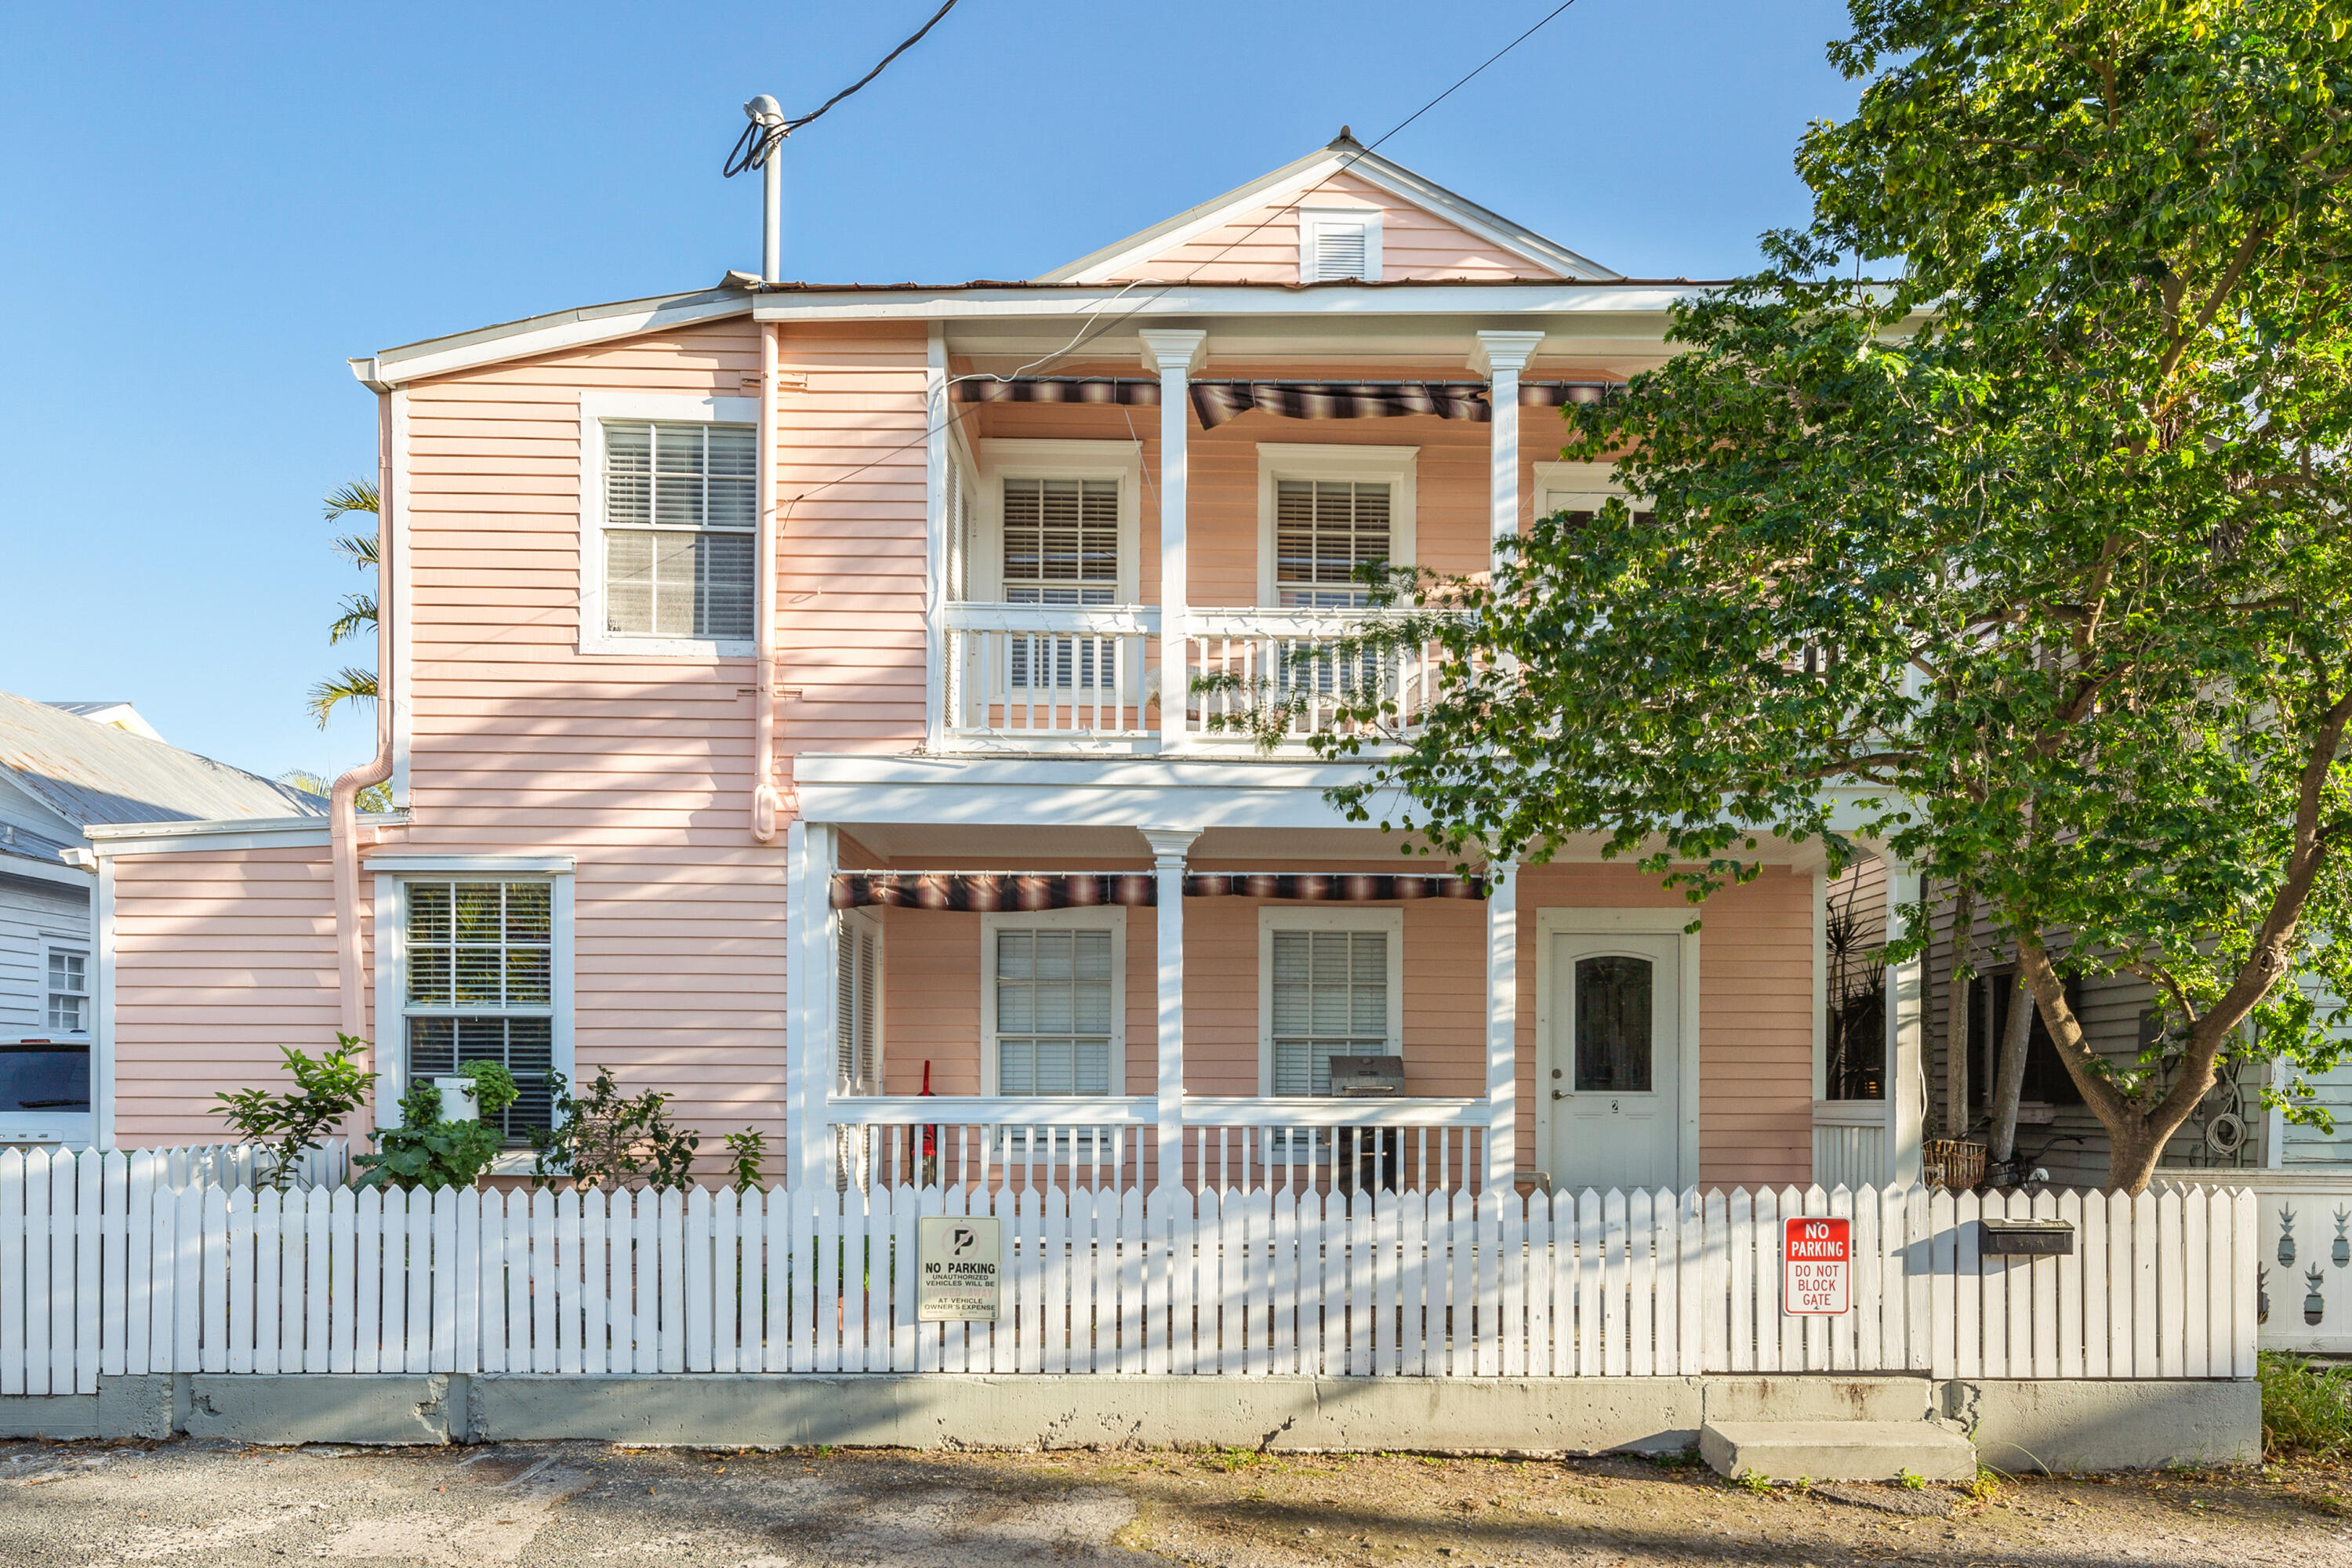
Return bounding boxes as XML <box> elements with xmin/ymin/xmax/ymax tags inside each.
<box><xmin>0</xmin><ymin>689</ymin><xmax>322</xmax><ymax>1148</ymax></box>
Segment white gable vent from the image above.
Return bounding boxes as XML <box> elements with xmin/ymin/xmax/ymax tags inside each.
<box><xmin>1299</xmin><ymin>208</ymin><xmax>1382</xmax><ymax>283</ymax></box>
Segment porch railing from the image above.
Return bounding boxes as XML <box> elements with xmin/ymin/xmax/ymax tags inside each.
<box><xmin>825</xmin><ymin>1097</ymin><xmax>1488</xmax><ymax>1195</ymax></box>
<box><xmin>1184</xmin><ymin>607</ymin><xmax>1454</xmax><ymax>742</ymax></box>
<box><xmin>941</xmin><ymin>603</ymin><xmax>1158</xmax><ymax>743</ymax></box>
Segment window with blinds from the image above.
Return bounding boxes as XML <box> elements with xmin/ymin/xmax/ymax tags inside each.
<box><xmin>404</xmin><ymin>880</ymin><xmax>556</xmax><ymax>1145</ymax></box>
<box><xmin>836</xmin><ymin>913</ymin><xmax>881</xmax><ymax>1094</ymax></box>
<box><xmin>1002</xmin><ymin>477</ymin><xmax>1120</xmax><ymax>688</ymax></box>
<box><xmin>1276</xmin><ymin>480</ymin><xmax>1391</xmax><ymax>607</ymax></box>
<box><xmin>1001</xmin><ymin>478</ymin><xmax>1119</xmax><ymax>604</ymax></box>
<box><xmin>602</xmin><ymin>420</ymin><xmax>756</xmax><ymax>641</ymax></box>
<box><xmin>994</xmin><ymin>927</ymin><xmax>1116</xmax><ymax>1097</ymax></box>
<box><xmin>1269</xmin><ymin>928</ymin><xmax>1391</xmax><ymax>1095</ymax></box>
<box><xmin>45</xmin><ymin>948</ymin><xmax>88</xmax><ymax>1033</ymax></box>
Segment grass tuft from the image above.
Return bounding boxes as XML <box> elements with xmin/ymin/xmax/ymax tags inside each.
<box><xmin>2260</xmin><ymin>1352</ymin><xmax>2352</xmax><ymax>1461</ymax></box>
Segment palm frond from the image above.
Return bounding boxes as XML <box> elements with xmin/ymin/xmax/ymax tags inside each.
<box><xmin>323</xmin><ymin>480</ymin><xmax>379</xmax><ymax>523</ymax></box>
<box><xmin>307</xmin><ymin>667</ymin><xmax>378</xmax><ymax>728</ymax></box>
<box><xmin>332</xmin><ymin>532</ymin><xmax>379</xmax><ymax>570</ymax></box>
<box><xmin>328</xmin><ymin>593</ymin><xmax>378</xmax><ymax>646</ymax></box>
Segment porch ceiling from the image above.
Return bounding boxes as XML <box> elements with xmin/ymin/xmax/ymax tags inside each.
<box><xmin>837</xmin><ymin>822</ymin><xmax>1435</xmax><ymax>865</ymax></box>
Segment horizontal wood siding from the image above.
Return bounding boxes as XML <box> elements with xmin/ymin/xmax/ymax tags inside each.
<box><xmin>0</xmin><ymin>873</ymin><xmax>90</xmax><ymax>1037</ymax></box>
<box><xmin>1117</xmin><ymin>171</ymin><xmax>1563</xmax><ymax>284</ymax></box>
<box><xmin>108</xmin><ymin>847</ymin><xmax>351</xmax><ymax>1146</ymax></box>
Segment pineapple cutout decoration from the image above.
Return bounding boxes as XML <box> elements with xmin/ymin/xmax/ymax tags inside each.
<box><xmin>2334</xmin><ymin>1209</ymin><xmax>2350</xmax><ymax>1269</ymax></box>
<box><xmin>2279</xmin><ymin>1206</ymin><xmax>2298</xmax><ymax>1268</ymax></box>
<box><xmin>2306</xmin><ymin>1269</ymin><xmax>2328</xmax><ymax>1327</ymax></box>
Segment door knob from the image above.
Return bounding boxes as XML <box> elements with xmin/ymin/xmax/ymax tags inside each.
<box><xmin>1550</xmin><ymin>1090</ymin><xmax>1566</xmax><ymax>1101</ymax></box>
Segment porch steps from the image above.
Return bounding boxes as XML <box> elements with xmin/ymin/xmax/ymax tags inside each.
<box><xmin>1699</xmin><ymin>1420</ymin><xmax>1976</xmax><ymax>1484</ymax></box>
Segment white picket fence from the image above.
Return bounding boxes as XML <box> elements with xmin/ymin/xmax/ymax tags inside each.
<box><xmin>0</xmin><ymin>1149</ymin><xmax>2254</xmax><ymax>1396</ymax></box>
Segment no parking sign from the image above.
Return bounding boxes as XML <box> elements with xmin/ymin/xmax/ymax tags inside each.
<box><xmin>1783</xmin><ymin>1216</ymin><xmax>1850</xmax><ymax>1315</ymax></box>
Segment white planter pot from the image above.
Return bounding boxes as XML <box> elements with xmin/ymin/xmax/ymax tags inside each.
<box><xmin>431</xmin><ymin>1076</ymin><xmax>480</xmax><ymax>1123</ymax></box>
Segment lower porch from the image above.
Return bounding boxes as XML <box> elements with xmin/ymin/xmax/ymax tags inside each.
<box><xmin>780</xmin><ymin>813</ymin><xmax>1922</xmax><ymax>1198</ymax></box>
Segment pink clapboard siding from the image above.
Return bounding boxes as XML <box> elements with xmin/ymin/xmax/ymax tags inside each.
<box><xmin>1106</xmin><ymin>170</ymin><xmax>1565</xmax><ymax>284</ymax></box>
<box><xmin>109</xmin><ymin>846</ymin><xmax>358</xmax><ymax>1147</ymax></box>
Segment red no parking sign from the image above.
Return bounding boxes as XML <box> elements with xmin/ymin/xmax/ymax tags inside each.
<box><xmin>1783</xmin><ymin>1216</ymin><xmax>1850</xmax><ymax>1315</ymax></box>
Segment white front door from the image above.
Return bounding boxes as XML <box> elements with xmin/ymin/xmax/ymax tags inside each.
<box><xmin>1544</xmin><ymin>931</ymin><xmax>1683</xmax><ymax>1192</ymax></box>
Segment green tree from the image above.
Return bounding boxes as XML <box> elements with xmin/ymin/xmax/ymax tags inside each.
<box><xmin>211</xmin><ymin>1040</ymin><xmax>374</xmax><ymax>1191</ymax></box>
<box><xmin>309</xmin><ymin>478</ymin><xmax>379</xmax><ymax>727</ymax></box>
<box><xmin>1292</xmin><ymin>1</ymin><xmax>2352</xmax><ymax>1192</ymax></box>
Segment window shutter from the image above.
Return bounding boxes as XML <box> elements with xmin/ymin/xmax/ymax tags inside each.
<box><xmin>837</xmin><ymin>915</ymin><xmax>882</xmax><ymax>1094</ymax></box>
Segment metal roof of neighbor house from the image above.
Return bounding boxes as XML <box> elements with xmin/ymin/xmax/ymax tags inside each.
<box><xmin>0</xmin><ymin>690</ymin><xmax>324</xmax><ymax>834</ymax></box>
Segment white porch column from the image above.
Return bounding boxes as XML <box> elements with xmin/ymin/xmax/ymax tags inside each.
<box><xmin>1485</xmin><ymin>860</ymin><xmax>1519</xmax><ymax>1194</ymax></box>
<box><xmin>1139</xmin><ymin>330</ymin><xmax>1207</xmax><ymax>753</ymax></box>
<box><xmin>1472</xmin><ymin>331</ymin><xmax>1546</xmax><ymax>572</ymax></box>
<box><xmin>1141</xmin><ymin>828</ymin><xmax>1200</xmax><ymax>1190</ymax></box>
<box><xmin>786</xmin><ymin>818</ymin><xmax>839</xmax><ymax>1191</ymax></box>
<box><xmin>1884</xmin><ymin>859</ymin><xmax>1926</xmax><ymax>1187</ymax></box>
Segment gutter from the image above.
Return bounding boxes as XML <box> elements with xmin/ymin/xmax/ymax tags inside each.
<box><xmin>751</xmin><ymin>321</ymin><xmax>787</xmax><ymax>841</ymax></box>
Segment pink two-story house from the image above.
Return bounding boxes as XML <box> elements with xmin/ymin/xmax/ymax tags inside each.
<box><xmin>88</xmin><ymin>136</ymin><xmax>1921</xmax><ymax>1196</ymax></box>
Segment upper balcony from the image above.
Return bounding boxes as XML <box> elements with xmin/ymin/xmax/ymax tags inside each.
<box><xmin>920</xmin><ymin>335</ymin><xmax>1622</xmax><ymax>756</ymax></box>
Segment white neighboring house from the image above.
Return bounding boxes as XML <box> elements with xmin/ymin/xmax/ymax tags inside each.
<box><xmin>0</xmin><ymin>690</ymin><xmax>323</xmax><ymax>1148</ymax></box>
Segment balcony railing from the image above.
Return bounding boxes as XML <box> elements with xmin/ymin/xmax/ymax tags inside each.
<box><xmin>935</xmin><ymin>603</ymin><xmax>1455</xmax><ymax>750</ymax></box>
<box><xmin>941</xmin><ymin>603</ymin><xmax>1158</xmax><ymax>746</ymax></box>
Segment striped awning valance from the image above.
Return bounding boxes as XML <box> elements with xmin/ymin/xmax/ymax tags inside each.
<box><xmin>830</xmin><ymin>871</ymin><xmax>1486</xmax><ymax>909</ymax></box>
<box><xmin>947</xmin><ymin>378</ymin><xmax>1619</xmax><ymax>430</ymax></box>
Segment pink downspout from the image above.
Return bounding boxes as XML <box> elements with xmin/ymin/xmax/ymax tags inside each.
<box><xmin>751</xmin><ymin>321</ymin><xmax>786</xmax><ymax>842</ymax></box>
<box><xmin>333</xmin><ymin>391</ymin><xmax>396</xmax><ymax>1043</ymax></box>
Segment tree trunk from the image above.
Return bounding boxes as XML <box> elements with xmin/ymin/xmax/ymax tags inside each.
<box><xmin>1987</xmin><ymin>972</ymin><xmax>2033</xmax><ymax>1172</ymax></box>
<box><xmin>2104</xmin><ymin>1120</ymin><xmax>2169</xmax><ymax>1195</ymax></box>
<box><xmin>2013</xmin><ymin>935</ymin><xmax>2205</xmax><ymax>1196</ymax></box>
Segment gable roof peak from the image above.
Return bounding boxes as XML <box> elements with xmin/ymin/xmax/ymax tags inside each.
<box><xmin>1036</xmin><ymin>139</ymin><xmax>1619</xmax><ymax>285</ymax></box>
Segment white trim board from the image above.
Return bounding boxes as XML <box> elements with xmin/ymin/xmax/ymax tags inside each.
<box><xmin>1530</xmin><ymin>906</ymin><xmax>1704</xmax><ymax>1189</ymax></box>
<box><xmin>577</xmin><ymin>393</ymin><xmax>762</xmax><ymax>660</ymax></box>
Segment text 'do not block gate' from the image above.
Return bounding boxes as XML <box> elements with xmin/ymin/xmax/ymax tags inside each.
<box><xmin>1782</xmin><ymin>1214</ymin><xmax>1850</xmax><ymax>1315</ymax></box>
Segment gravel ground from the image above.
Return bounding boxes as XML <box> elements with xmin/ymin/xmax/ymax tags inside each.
<box><xmin>1</xmin><ymin>1437</ymin><xmax>2347</xmax><ymax>1566</ymax></box>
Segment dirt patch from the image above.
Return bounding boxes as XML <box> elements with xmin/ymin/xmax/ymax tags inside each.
<box><xmin>0</xmin><ymin>1437</ymin><xmax>2347</xmax><ymax>1566</ymax></box>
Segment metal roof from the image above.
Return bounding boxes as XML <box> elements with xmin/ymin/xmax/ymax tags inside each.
<box><xmin>0</xmin><ymin>689</ymin><xmax>325</xmax><ymax>833</ymax></box>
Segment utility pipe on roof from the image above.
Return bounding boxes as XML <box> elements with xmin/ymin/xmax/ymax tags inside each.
<box><xmin>751</xmin><ymin>320</ymin><xmax>786</xmax><ymax>843</ymax></box>
<box><xmin>332</xmin><ymin>391</ymin><xmax>397</xmax><ymax>1044</ymax></box>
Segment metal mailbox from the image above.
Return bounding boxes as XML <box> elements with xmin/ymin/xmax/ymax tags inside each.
<box><xmin>1978</xmin><ymin>1217</ymin><xmax>2075</xmax><ymax>1256</ymax></box>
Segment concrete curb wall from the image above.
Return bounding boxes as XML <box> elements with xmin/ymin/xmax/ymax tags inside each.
<box><xmin>1</xmin><ymin>1374</ymin><xmax>2256</xmax><ymax>1471</ymax></box>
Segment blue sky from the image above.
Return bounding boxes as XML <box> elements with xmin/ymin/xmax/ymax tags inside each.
<box><xmin>0</xmin><ymin>1</ymin><xmax>1859</xmax><ymax>782</ymax></box>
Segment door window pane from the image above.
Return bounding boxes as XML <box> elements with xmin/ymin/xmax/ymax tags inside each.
<box><xmin>1573</xmin><ymin>956</ymin><xmax>1653</xmax><ymax>1092</ymax></box>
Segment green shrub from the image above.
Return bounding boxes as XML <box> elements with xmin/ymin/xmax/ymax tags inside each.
<box><xmin>353</xmin><ymin>1060</ymin><xmax>518</xmax><ymax>1192</ymax></box>
<box><xmin>2260</xmin><ymin>1352</ymin><xmax>2352</xmax><ymax>1460</ymax></box>
<box><xmin>211</xmin><ymin>1038</ymin><xmax>373</xmax><ymax>1190</ymax></box>
<box><xmin>528</xmin><ymin>1066</ymin><xmax>698</xmax><ymax>1192</ymax></box>
<box><xmin>721</xmin><ymin>1127</ymin><xmax>768</xmax><ymax>1192</ymax></box>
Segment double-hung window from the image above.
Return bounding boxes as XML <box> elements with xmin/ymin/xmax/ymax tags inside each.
<box><xmin>985</xmin><ymin>912</ymin><xmax>1123</xmax><ymax>1100</ymax></box>
<box><xmin>401</xmin><ymin>880</ymin><xmax>557</xmax><ymax>1145</ymax></box>
<box><xmin>1275</xmin><ymin>480</ymin><xmax>1392</xmax><ymax>608</ymax></box>
<box><xmin>1260</xmin><ymin>909</ymin><xmax>1403</xmax><ymax>1097</ymax></box>
<box><xmin>600</xmin><ymin>419</ymin><xmax>756</xmax><ymax>644</ymax></box>
<box><xmin>1001</xmin><ymin>476</ymin><xmax>1120</xmax><ymax>689</ymax></box>
<box><xmin>45</xmin><ymin>946</ymin><xmax>89</xmax><ymax>1033</ymax></box>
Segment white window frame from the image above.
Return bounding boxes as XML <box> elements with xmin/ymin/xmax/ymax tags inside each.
<box><xmin>1533</xmin><ymin>459</ymin><xmax>1629</xmax><ymax>525</ymax></box>
<box><xmin>975</xmin><ymin>439</ymin><xmax>1142</xmax><ymax>604</ymax></box>
<box><xmin>371</xmin><ymin>861</ymin><xmax>575</xmax><ymax>1140</ymax></box>
<box><xmin>40</xmin><ymin>937</ymin><xmax>91</xmax><ymax>1037</ymax></box>
<box><xmin>579</xmin><ymin>392</ymin><xmax>761</xmax><ymax>659</ymax></box>
<box><xmin>979</xmin><ymin>906</ymin><xmax>1127</xmax><ymax>1098</ymax></box>
<box><xmin>1257</xmin><ymin>906</ymin><xmax>1404</xmax><ymax>1097</ymax></box>
<box><xmin>1256</xmin><ymin>444</ymin><xmax>1418</xmax><ymax>606</ymax></box>
<box><xmin>1298</xmin><ymin>206</ymin><xmax>1384</xmax><ymax>283</ymax></box>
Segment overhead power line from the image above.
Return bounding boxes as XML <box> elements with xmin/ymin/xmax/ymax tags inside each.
<box><xmin>725</xmin><ymin>0</ymin><xmax>960</xmax><ymax>176</ymax></box>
